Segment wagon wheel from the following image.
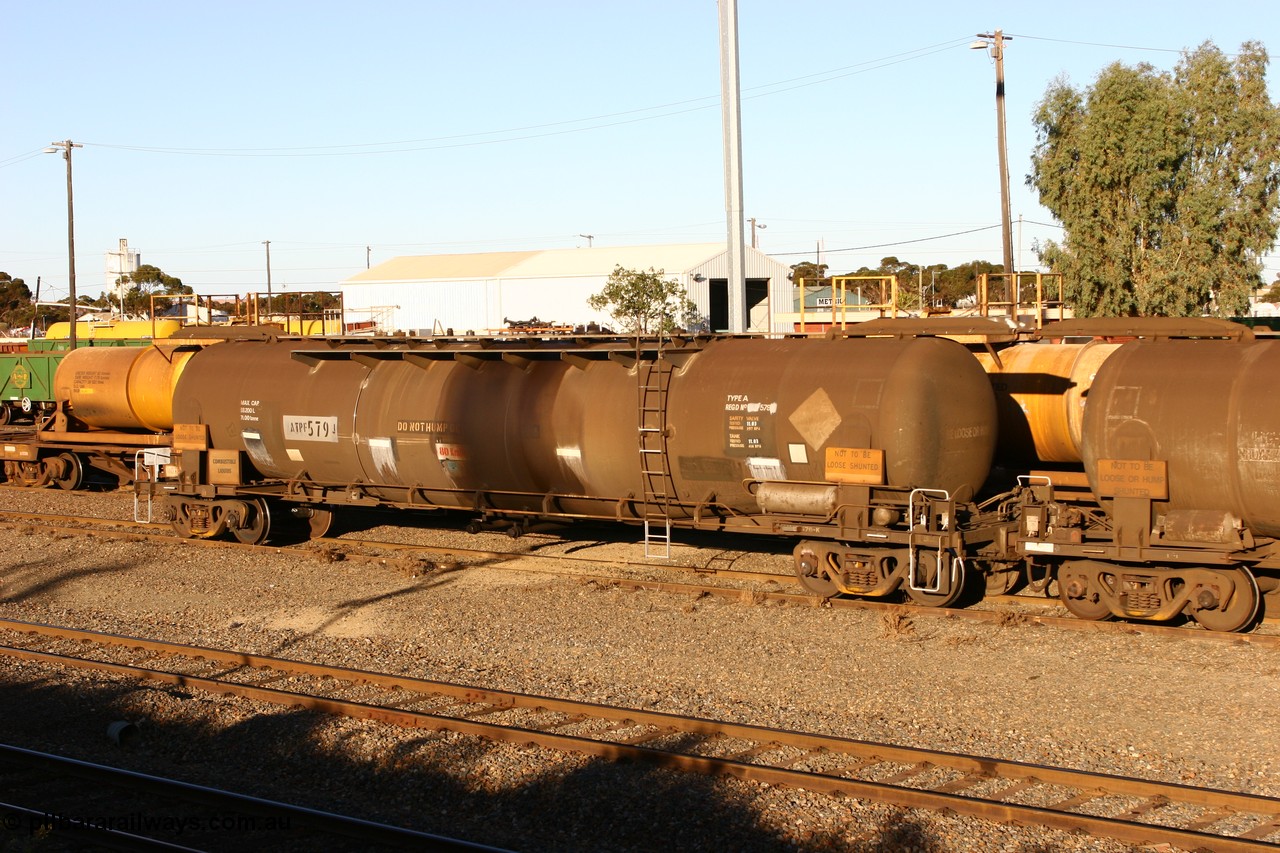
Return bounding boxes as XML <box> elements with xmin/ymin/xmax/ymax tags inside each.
<box><xmin>0</xmin><ymin>405</ymin><xmax>11</xmax><ymax>426</ymax></box>
<box><xmin>287</xmin><ymin>505</ymin><xmax>335</xmax><ymax>538</ymax></box>
<box><xmin>306</xmin><ymin>507</ymin><xmax>334</xmax><ymax>539</ymax></box>
<box><xmin>794</xmin><ymin>544</ymin><xmax>839</xmax><ymax>598</ymax></box>
<box><xmin>1057</xmin><ymin>562</ymin><xmax>1115</xmax><ymax>621</ymax></box>
<box><xmin>230</xmin><ymin>498</ymin><xmax>272</xmax><ymax>545</ymax></box>
<box><xmin>903</xmin><ymin>549</ymin><xmax>967</xmax><ymax>608</ymax></box>
<box><xmin>983</xmin><ymin>565</ymin><xmax>1025</xmax><ymax>596</ymax></box>
<box><xmin>1190</xmin><ymin>568</ymin><xmax>1260</xmax><ymax>633</ymax></box>
<box><xmin>50</xmin><ymin>453</ymin><xmax>84</xmax><ymax>491</ymax></box>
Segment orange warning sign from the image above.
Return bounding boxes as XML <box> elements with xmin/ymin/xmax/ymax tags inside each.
<box><xmin>1096</xmin><ymin>459</ymin><xmax>1168</xmax><ymax>499</ymax></box>
<box><xmin>825</xmin><ymin>447</ymin><xmax>884</xmax><ymax>485</ymax></box>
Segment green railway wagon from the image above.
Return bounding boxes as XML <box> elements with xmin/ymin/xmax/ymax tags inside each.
<box><xmin>0</xmin><ymin>337</ymin><xmax>173</xmax><ymax>424</ymax></box>
<box><xmin>0</xmin><ymin>348</ymin><xmax>59</xmax><ymax>423</ymax></box>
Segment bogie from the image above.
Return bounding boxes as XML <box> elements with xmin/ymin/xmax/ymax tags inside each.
<box><xmin>1054</xmin><ymin>560</ymin><xmax>1262</xmax><ymax>632</ymax></box>
<box><xmin>792</xmin><ymin>541</ymin><xmax>970</xmax><ymax>608</ymax></box>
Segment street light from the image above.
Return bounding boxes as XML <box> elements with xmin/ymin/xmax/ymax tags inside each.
<box><xmin>579</xmin><ymin>234</ymin><xmax>594</xmax><ymax>248</ymax></box>
<box><xmin>44</xmin><ymin>140</ymin><xmax>82</xmax><ymax>350</ymax></box>
<box><xmin>972</xmin><ymin>30</ymin><xmax>1016</xmax><ymax>313</ymax></box>
<box><xmin>748</xmin><ymin>218</ymin><xmax>766</xmax><ymax>249</ymax></box>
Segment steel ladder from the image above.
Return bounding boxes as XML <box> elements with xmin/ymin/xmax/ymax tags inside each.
<box><xmin>637</xmin><ymin>340</ymin><xmax>674</xmax><ymax>558</ymax></box>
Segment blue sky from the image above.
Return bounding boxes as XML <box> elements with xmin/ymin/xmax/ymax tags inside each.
<box><xmin>3</xmin><ymin>1</ymin><xmax>1277</xmax><ymax>303</ymax></box>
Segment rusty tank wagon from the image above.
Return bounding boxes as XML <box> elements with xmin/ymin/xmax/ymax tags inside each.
<box><xmin>1011</xmin><ymin>319</ymin><xmax>1280</xmax><ymax>631</ymax></box>
<box><xmin>150</xmin><ymin>331</ymin><xmax>1007</xmax><ymax>607</ymax></box>
<box><xmin>13</xmin><ymin>317</ymin><xmax>1280</xmax><ymax>631</ymax></box>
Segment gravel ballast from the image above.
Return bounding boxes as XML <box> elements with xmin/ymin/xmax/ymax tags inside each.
<box><xmin>0</xmin><ymin>488</ymin><xmax>1277</xmax><ymax>851</ymax></box>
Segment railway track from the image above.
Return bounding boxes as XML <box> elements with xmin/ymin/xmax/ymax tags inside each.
<box><xmin>2</xmin><ymin>618</ymin><xmax>1278</xmax><ymax>852</ymax></box>
<box><xmin>0</xmin><ymin>506</ymin><xmax>790</xmax><ymax>582</ymax></box>
<box><xmin>0</xmin><ymin>742</ymin><xmax>496</xmax><ymax>851</ymax></box>
<box><xmin>2</xmin><ymin>506</ymin><xmax>1279</xmax><ymax>647</ymax></box>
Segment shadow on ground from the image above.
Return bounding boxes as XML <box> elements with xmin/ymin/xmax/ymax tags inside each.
<box><xmin>0</xmin><ymin>676</ymin><xmax>1044</xmax><ymax>852</ymax></box>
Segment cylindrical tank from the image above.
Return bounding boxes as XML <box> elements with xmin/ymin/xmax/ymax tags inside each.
<box><xmin>171</xmin><ymin>339</ymin><xmax>366</xmax><ymax>484</ymax></box>
<box><xmin>1081</xmin><ymin>339</ymin><xmax>1280</xmax><ymax>536</ymax></box>
<box><xmin>171</xmin><ymin>335</ymin><xmax>998</xmax><ymax>513</ymax></box>
<box><xmin>54</xmin><ymin>344</ymin><xmax>200</xmax><ymax>431</ymax></box>
<box><xmin>975</xmin><ymin>340</ymin><xmax>1120</xmax><ymax>464</ymax></box>
<box><xmin>278</xmin><ymin>317</ymin><xmax>342</xmax><ymax>335</ymax></box>
<box><xmin>44</xmin><ymin>319</ymin><xmax>184</xmax><ymax>340</ymax></box>
<box><xmin>172</xmin><ymin>339</ymin><xmax>573</xmax><ymax>505</ymax></box>
<box><xmin>665</xmin><ymin>336</ymin><xmax>997</xmax><ymax>505</ymax></box>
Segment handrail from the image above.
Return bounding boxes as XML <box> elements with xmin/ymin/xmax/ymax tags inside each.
<box><xmin>795</xmin><ymin>275</ymin><xmax>899</xmax><ymax>332</ymax></box>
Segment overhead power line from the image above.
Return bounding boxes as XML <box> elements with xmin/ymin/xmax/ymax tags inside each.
<box><xmin>78</xmin><ymin>39</ymin><xmax>974</xmax><ymax>159</ymax></box>
<box><xmin>0</xmin><ymin>148</ymin><xmax>49</xmax><ymax>168</ymax></box>
<box><xmin>768</xmin><ymin>224</ymin><xmax>1003</xmax><ymax>257</ymax></box>
<box><xmin>1007</xmin><ymin>33</ymin><xmax>1196</xmax><ymax>55</ymax></box>
<box><xmin>2</xmin><ymin>32</ymin><xmax>1227</xmax><ymax>167</ymax></box>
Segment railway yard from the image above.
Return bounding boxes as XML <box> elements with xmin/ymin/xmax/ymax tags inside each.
<box><xmin>8</xmin><ymin>7</ymin><xmax>1280</xmax><ymax>849</ymax></box>
<box><xmin>1</xmin><ymin>486</ymin><xmax>1278</xmax><ymax>851</ymax></box>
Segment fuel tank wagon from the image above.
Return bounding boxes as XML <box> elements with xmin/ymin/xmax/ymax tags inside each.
<box><xmin>1015</xmin><ymin>332</ymin><xmax>1280</xmax><ymax>631</ymax></box>
<box><xmin>1081</xmin><ymin>337</ymin><xmax>1280</xmax><ymax>537</ymax></box>
<box><xmin>168</xmin><ymin>334</ymin><xmax>998</xmax><ymax>520</ymax></box>
<box><xmin>160</xmin><ymin>333</ymin><xmax>1003</xmax><ymax>606</ymax></box>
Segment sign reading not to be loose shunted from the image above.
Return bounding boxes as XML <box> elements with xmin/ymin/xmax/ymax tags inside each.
<box><xmin>825</xmin><ymin>447</ymin><xmax>885</xmax><ymax>485</ymax></box>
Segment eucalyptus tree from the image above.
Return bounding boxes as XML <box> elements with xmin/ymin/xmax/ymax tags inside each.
<box><xmin>116</xmin><ymin>264</ymin><xmax>193</xmax><ymax>317</ymax></box>
<box><xmin>1028</xmin><ymin>41</ymin><xmax>1280</xmax><ymax>317</ymax></box>
<box><xmin>0</xmin><ymin>273</ymin><xmax>34</xmax><ymax>330</ymax></box>
<box><xmin>587</xmin><ymin>266</ymin><xmax>701</xmax><ymax>334</ymax></box>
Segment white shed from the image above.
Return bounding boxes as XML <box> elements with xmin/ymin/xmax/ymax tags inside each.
<box><xmin>340</xmin><ymin>243</ymin><xmax>796</xmax><ymax>335</ymax></box>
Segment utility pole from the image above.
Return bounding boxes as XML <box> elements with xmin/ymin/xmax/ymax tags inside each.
<box><xmin>44</xmin><ymin>140</ymin><xmax>82</xmax><ymax>350</ymax></box>
<box><xmin>30</xmin><ymin>277</ymin><xmax>41</xmax><ymax>341</ymax></box>
<box><xmin>262</xmin><ymin>240</ymin><xmax>272</xmax><ymax>321</ymax></box>
<box><xmin>973</xmin><ymin>31</ymin><xmax>1015</xmax><ymax>313</ymax></box>
<box><xmin>719</xmin><ymin>0</ymin><xmax>746</xmax><ymax>333</ymax></box>
<box><xmin>748</xmin><ymin>217</ymin><xmax>766</xmax><ymax>249</ymax></box>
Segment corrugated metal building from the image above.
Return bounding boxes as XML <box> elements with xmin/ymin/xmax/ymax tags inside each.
<box><xmin>340</xmin><ymin>243</ymin><xmax>795</xmax><ymax>334</ymax></box>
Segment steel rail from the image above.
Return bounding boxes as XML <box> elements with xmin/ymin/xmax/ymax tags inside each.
<box><xmin>315</xmin><ymin>532</ymin><xmax>1280</xmax><ymax>637</ymax></box>
<box><xmin>1</xmin><ymin>511</ymin><xmax>1279</xmax><ymax>645</ymax></box>
<box><xmin>1</xmin><ymin>619</ymin><xmax>1278</xmax><ymax>851</ymax></box>
<box><xmin>0</xmin><ymin>743</ymin><xmax>501</xmax><ymax>851</ymax></box>
<box><xmin>0</xmin><ymin>798</ymin><xmax>198</xmax><ymax>851</ymax></box>
<box><xmin>0</xmin><ymin>509</ymin><xmax>158</xmax><ymax>530</ymax></box>
<box><xmin>0</xmin><ymin>509</ymin><xmax>788</xmax><ymax>580</ymax></box>
<box><xmin>312</xmin><ymin>533</ymin><xmax>793</xmax><ymax>583</ymax></box>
